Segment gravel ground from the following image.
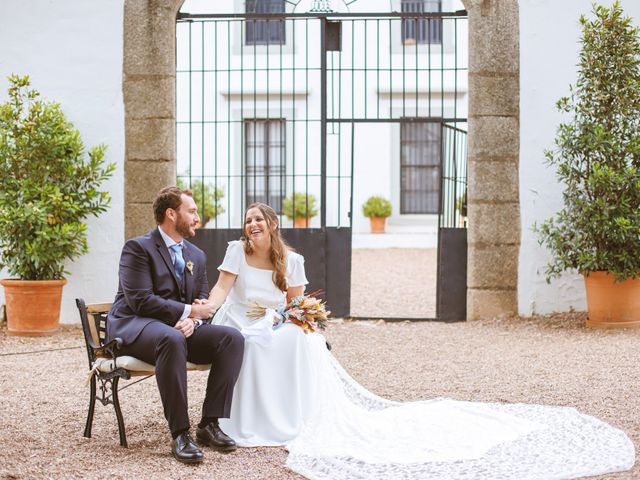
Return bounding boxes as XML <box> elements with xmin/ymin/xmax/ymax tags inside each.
<box><xmin>350</xmin><ymin>248</ymin><xmax>437</xmax><ymax>318</ymax></box>
<box><xmin>1</xmin><ymin>313</ymin><xmax>639</xmax><ymax>479</ymax></box>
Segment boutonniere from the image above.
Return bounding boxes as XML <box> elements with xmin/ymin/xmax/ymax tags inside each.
<box><xmin>186</xmin><ymin>261</ymin><xmax>194</xmax><ymax>274</ymax></box>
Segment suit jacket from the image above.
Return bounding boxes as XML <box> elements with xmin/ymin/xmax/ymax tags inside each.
<box><xmin>107</xmin><ymin>228</ymin><xmax>209</xmax><ymax>345</ymax></box>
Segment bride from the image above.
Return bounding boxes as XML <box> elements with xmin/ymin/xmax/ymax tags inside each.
<box><xmin>204</xmin><ymin>202</ymin><xmax>635</xmax><ymax>479</ymax></box>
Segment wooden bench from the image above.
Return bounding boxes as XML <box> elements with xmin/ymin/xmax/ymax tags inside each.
<box><xmin>75</xmin><ymin>298</ymin><xmax>211</xmax><ymax>447</ymax></box>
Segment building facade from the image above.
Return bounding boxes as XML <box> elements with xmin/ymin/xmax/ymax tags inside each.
<box><xmin>1</xmin><ymin>0</ymin><xmax>638</xmax><ymax>322</ymax></box>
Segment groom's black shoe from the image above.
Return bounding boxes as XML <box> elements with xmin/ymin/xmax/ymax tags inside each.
<box><xmin>171</xmin><ymin>431</ymin><xmax>204</xmax><ymax>464</ymax></box>
<box><xmin>196</xmin><ymin>420</ymin><xmax>237</xmax><ymax>452</ymax></box>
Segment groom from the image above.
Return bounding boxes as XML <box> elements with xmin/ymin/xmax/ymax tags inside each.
<box><xmin>107</xmin><ymin>186</ymin><xmax>244</xmax><ymax>464</ymax></box>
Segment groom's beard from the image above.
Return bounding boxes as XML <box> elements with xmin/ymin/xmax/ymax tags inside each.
<box><xmin>176</xmin><ymin>217</ymin><xmax>196</xmax><ymax>239</ymax></box>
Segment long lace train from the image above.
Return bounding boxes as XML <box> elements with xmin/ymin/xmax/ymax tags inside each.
<box><xmin>285</xmin><ymin>337</ymin><xmax>635</xmax><ymax>480</ymax></box>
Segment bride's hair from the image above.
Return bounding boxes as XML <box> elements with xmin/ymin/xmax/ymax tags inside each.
<box><xmin>242</xmin><ymin>202</ymin><xmax>291</xmax><ymax>292</ymax></box>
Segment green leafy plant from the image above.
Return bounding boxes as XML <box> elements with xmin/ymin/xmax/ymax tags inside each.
<box><xmin>177</xmin><ymin>177</ymin><xmax>225</xmax><ymax>225</ymax></box>
<box><xmin>0</xmin><ymin>75</ymin><xmax>115</xmax><ymax>280</ymax></box>
<box><xmin>537</xmin><ymin>2</ymin><xmax>640</xmax><ymax>281</ymax></box>
<box><xmin>282</xmin><ymin>192</ymin><xmax>318</xmax><ymax>220</ymax></box>
<box><xmin>362</xmin><ymin>196</ymin><xmax>392</xmax><ymax>218</ymax></box>
<box><xmin>456</xmin><ymin>191</ymin><xmax>467</xmax><ymax>218</ymax></box>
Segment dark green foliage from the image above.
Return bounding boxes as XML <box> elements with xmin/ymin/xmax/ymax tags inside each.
<box><xmin>177</xmin><ymin>178</ymin><xmax>225</xmax><ymax>225</ymax></box>
<box><xmin>456</xmin><ymin>191</ymin><xmax>467</xmax><ymax>218</ymax></box>
<box><xmin>0</xmin><ymin>75</ymin><xmax>115</xmax><ymax>279</ymax></box>
<box><xmin>537</xmin><ymin>2</ymin><xmax>640</xmax><ymax>281</ymax></box>
<box><xmin>282</xmin><ymin>192</ymin><xmax>318</xmax><ymax>220</ymax></box>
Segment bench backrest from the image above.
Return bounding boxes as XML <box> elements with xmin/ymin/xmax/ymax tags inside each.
<box><xmin>76</xmin><ymin>298</ymin><xmax>113</xmax><ymax>367</ymax></box>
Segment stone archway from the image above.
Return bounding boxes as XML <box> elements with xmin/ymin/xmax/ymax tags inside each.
<box><xmin>122</xmin><ymin>0</ymin><xmax>520</xmax><ymax>320</ymax></box>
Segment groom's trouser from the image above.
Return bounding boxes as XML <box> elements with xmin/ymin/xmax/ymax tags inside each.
<box><xmin>119</xmin><ymin>321</ymin><xmax>245</xmax><ymax>437</ymax></box>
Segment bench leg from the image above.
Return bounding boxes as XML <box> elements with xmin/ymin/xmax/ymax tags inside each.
<box><xmin>111</xmin><ymin>376</ymin><xmax>128</xmax><ymax>448</ymax></box>
<box><xmin>84</xmin><ymin>375</ymin><xmax>97</xmax><ymax>439</ymax></box>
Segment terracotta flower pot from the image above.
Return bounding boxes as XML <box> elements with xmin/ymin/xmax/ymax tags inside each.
<box><xmin>0</xmin><ymin>279</ymin><xmax>67</xmax><ymax>336</ymax></box>
<box><xmin>369</xmin><ymin>216</ymin><xmax>386</xmax><ymax>233</ymax></box>
<box><xmin>583</xmin><ymin>272</ymin><xmax>640</xmax><ymax>328</ymax></box>
<box><xmin>294</xmin><ymin>217</ymin><xmax>310</xmax><ymax>228</ymax></box>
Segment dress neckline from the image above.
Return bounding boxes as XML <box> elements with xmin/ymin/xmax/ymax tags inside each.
<box><xmin>240</xmin><ymin>242</ymin><xmax>295</xmax><ymax>272</ymax></box>
<box><xmin>242</xmin><ymin>249</ymin><xmax>274</xmax><ymax>272</ymax></box>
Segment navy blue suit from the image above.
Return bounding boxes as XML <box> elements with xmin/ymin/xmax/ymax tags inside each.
<box><xmin>107</xmin><ymin>228</ymin><xmax>244</xmax><ymax>436</ymax></box>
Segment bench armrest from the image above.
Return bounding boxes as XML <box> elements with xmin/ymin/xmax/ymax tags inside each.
<box><xmin>94</xmin><ymin>337</ymin><xmax>123</xmax><ymax>359</ymax></box>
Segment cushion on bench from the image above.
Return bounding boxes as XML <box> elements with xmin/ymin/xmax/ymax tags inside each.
<box><xmin>94</xmin><ymin>356</ymin><xmax>211</xmax><ymax>373</ymax></box>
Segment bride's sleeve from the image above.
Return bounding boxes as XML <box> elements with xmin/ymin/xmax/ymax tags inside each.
<box><xmin>218</xmin><ymin>240</ymin><xmax>242</xmax><ymax>274</ymax></box>
<box><xmin>287</xmin><ymin>253</ymin><xmax>309</xmax><ymax>288</ymax></box>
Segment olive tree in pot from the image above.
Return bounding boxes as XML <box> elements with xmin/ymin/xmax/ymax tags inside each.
<box><xmin>0</xmin><ymin>75</ymin><xmax>115</xmax><ymax>335</ymax></box>
<box><xmin>537</xmin><ymin>2</ymin><xmax>640</xmax><ymax>328</ymax></box>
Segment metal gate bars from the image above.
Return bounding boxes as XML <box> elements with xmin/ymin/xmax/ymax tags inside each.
<box><xmin>176</xmin><ymin>6</ymin><xmax>468</xmax><ymax>319</ymax></box>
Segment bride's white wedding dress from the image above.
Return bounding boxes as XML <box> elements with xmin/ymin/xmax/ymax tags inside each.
<box><xmin>212</xmin><ymin>241</ymin><xmax>635</xmax><ymax>479</ymax></box>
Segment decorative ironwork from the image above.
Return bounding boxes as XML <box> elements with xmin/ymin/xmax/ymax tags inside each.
<box><xmin>76</xmin><ymin>299</ymin><xmax>135</xmax><ymax>448</ymax></box>
<box><xmin>309</xmin><ymin>0</ymin><xmax>333</xmax><ymax>12</ymax></box>
<box><xmin>95</xmin><ymin>370</ymin><xmax>130</xmax><ymax>406</ymax></box>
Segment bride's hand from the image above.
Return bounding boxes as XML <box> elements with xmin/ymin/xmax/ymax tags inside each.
<box><xmin>192</xmin><ymin>301</ymin><xmax>217</xmax><ymax>319</ymax></box>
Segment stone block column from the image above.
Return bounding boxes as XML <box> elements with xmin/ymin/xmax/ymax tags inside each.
<box><xmin>462</xmin><ymin>0</ymin><xmax>520</xmax><ymax>319</ymax></box>
<box><xmin>123</xmin><ymin>0</ymin><xmax>185</xmax><ymax>239</ymax></box>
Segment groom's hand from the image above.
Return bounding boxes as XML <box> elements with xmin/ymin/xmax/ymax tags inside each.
<box><xmin>191</xmin><ymin>301</ymin><xmax>217</xmax><ymax>319</ymax></box>
<box><xmin>174</xmin><ymin>319</ymin><xmax>195</xmax><ymax>338</ymax></box>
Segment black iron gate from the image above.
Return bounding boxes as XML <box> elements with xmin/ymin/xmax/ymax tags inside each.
<box><xmin>438</xmin><ymin>123</ymin><xmax>467</xmax><ymax>321</ymax></box>
<box><xmin>176</xmin><ymin>6</ymin><xmax>468</xmax><ymax>319</ymax></box>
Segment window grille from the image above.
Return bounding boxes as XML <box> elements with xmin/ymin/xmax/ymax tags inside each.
<box><xmin>400</xmin><ymin>120</ymin><xmax>441</xmax><ymax>214</ymax></box>
<box><xmin>401</xmin><ymin>0</ymin><xmax>442</xmax><ymax>45</ymax></box>
<box><xmin>246</xmin><ymin>0</ymin><xmax>285</xmax><ymax>45</ymax></box>
<box><xmin>245</xmin><ymin>119</ymin><xmax>286</xmax><ymax>212</ymax></box>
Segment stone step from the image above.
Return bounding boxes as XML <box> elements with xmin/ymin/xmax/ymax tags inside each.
<box><xmin>352</xmin><ymin>231</ymin><xmax>438</xmax><ymax>249</ymax></box>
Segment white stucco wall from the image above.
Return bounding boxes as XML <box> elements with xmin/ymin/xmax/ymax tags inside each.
<box><xmin>0</xmin><ymin>0</ymin><xmax>125</xmax><ymax>323</ymax></box>
<box><xmin>519</xmin><ymin>0</ymin><xmax>640</xmax><ymax>315</ymax></box>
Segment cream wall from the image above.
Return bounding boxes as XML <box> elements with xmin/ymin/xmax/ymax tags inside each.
<box><xmin>0</xmin><ymin>0</ymin><xmax>125</xmax><ymax>323</ymax></box>
<box><xmin>518</xmin><ymin>0</ymin><xmax>640</xmax><ymax>315</ymax></box>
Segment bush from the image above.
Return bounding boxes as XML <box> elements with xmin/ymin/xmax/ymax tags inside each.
<box><xmin>456</xmin><ymin>191</ymin><xmax>467</xmax><ymax>218</ymax></box>
<box><xmin>537</xmin><ymin>2</ymin><xmax>640</xmax><ymax>281</ymax></box>
<box><xmin>362</xmin><ymin>196</ymin><xmax>392</xmax><ymax>218</ymax></box>
<box><xmin>282</xmin><ymin>192</ymin><xmax>318</xmax><ymax>220</ymax></box>
<box><xmin>177</xmin><ymin>177</ymin><xmax>225</xmax><ymax>225</ymax></box>
<box><xmin>0</xmin><ymin>75</ymin><xmax>115</xmax><ymax>280</ymax></box>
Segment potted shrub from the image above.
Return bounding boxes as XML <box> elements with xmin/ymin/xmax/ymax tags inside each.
<box><xmin>0</xmin><ymin>75</ymin><xmax>115</xmax><ymax>335</ymax></box>
<box><xmin>362</xmin><ymin>196</ymin><xmax>392</xmax><ymax>233</ymax></box>
<box><xmin>177</xmin><ymin>177</ymin><xmax>225</xmax><ymax>227</ymax></box>
<box><xmin>283</xmin><ymin>192</ymin><xmax>318</xmax><ymax>228</ymax></box>
<box><xmin>537</xmin><ymin>2</ymin><xmax>640</xmax><ymax>328</ymax></box>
